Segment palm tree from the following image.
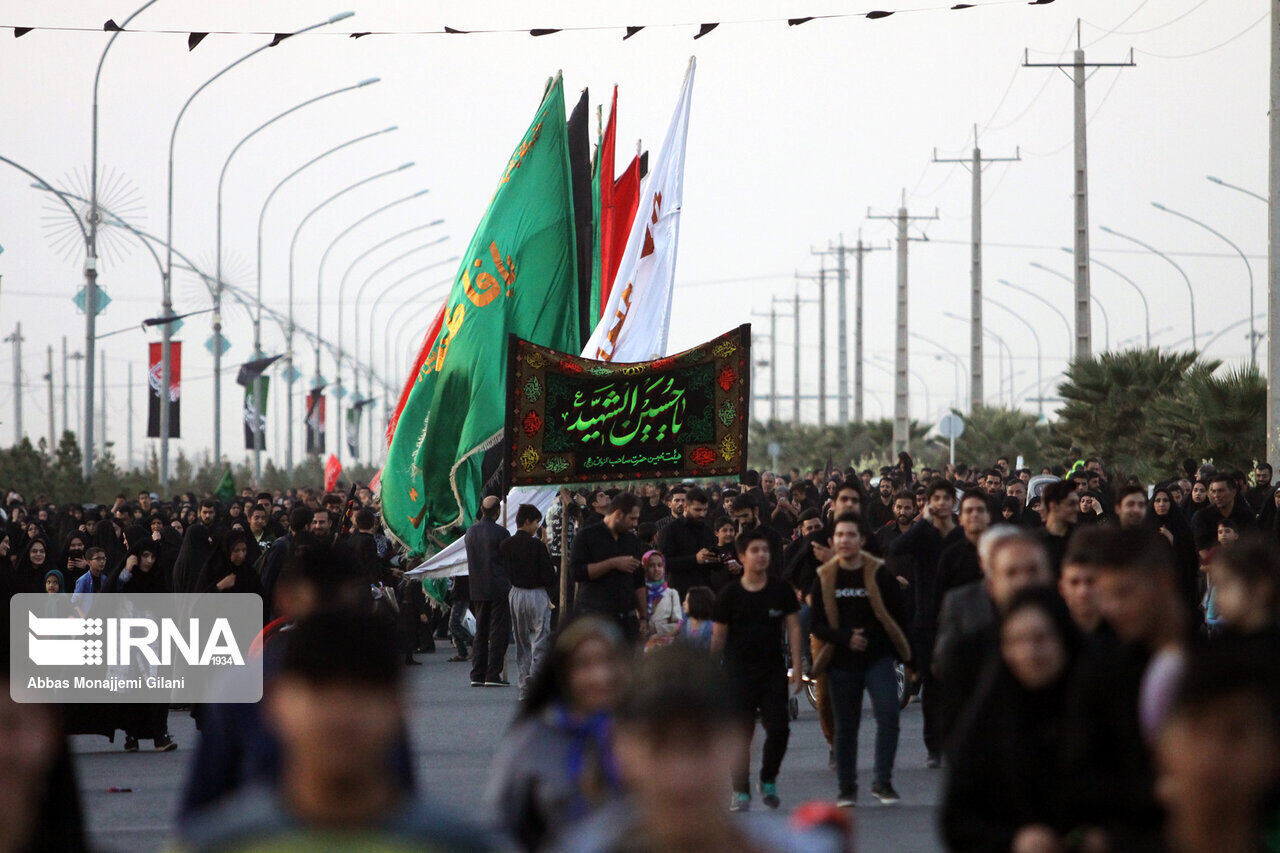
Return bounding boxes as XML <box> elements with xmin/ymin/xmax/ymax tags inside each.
<box><xmin>948</xmin><ymin>405</ymin><xmax>1051</xmax><ymax>470</ymax></box>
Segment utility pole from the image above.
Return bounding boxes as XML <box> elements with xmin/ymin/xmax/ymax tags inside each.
<box><xmin>1024</xmin><ymin>20</ymin><xmax>1134</xmax><ymax>361</ymax></box>
<box><xmin>127</xmin><ymin>362</ymin><xmax>133</xmax><ymax>471</ymax></box>
<box><xmin>933</xmin><ymin>125</ymin><xmax>1020</xmax><ymax>410</ymax></box>
<box><xmin>869</xmin><ymin>193</ymin><xmax>938</xmax><ymax>455</ymax></box>
<box><xmin>1270</xmin><ymin>0</ymin><xmax>1280</xmax><ymax>464</ymax></box>
<box><xmin>44</xmin><ymin>346</ymin><xmax>54</xmax><ymax>456</ymax></box>
<box><xmin>749</xmin><ymin>309</ymin><xmax>776</xmax><ymax>422</ymax></box>
<box><xmin>69</xmin><ymin>351</ymin><xmax>84</xmax><ymax>442</ymax></box>
<box><xmin>60</xmin><ymin>337</ymin><xmax>68</xmax><ymax>440</ymax></box>
<box><xmin>796</xmin><ymin>264</ymin><xmax>829</xmax><ymax>425</ymax></box>
<box><xmin>99</xmin><ymin>350</ymin><xmax>106</xmax><ymax>460</ymax></box>
<box><xmin>812</xmin><ymin>244</ymin><xmax>851</xmax><ymax>423</ymax></box>
<box><xmin>4</xmin><ymin>323</ymin><xmax>22</xmax><ymax>444</ymax></box>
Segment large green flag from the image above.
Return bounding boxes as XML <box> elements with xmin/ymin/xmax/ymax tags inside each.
<box><xmin>214</xmin><ymin>468</ymin><xmax>235</xmax><ymax>503</ymax></box>
<box><xmin>383</xmin><ymin>76</ymin><xmax>581</xmax><ymax>554</ymax></box>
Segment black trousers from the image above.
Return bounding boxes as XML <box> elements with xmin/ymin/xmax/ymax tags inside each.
<box><xmin>729</xmin><ymin>670</ymin><xmax>791</xmax><ymax>792</ymax></box>
<box><xmin>470</xmin><ymin>598</ymin><xmax>511</xmax><ymax>684</ymax></box>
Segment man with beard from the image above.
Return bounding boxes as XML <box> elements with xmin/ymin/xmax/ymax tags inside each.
<box><xmin>654</xmin><ymin>486</ymin><xmax>688</xmax><ymax>535</ymax></box>
<box><xmin>889</xmin><ymin>478</ymin><xmax>962</xmax><ymax>767</ymax></box>
<box><xmin>656</xmin><ymin>486</ymin><xmax>718</xmax><ymax>598</ymax></box>
<box><xmin>867</xmin><ymin>476</ymin><xmax>897</xmax><ymax>532</ymax></box>
<box><xmin>730</xmin><ymin>494</ymin><xmax>785</xmax><ymax>578</ymax></box>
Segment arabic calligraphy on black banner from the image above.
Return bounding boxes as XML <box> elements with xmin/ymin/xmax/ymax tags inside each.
<box><xmin>504</xmin><ymin>326</ymin><xmax>750</xmax><ymax>485</ymax></box>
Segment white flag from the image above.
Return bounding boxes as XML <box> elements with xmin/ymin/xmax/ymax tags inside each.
<box><xmin>409</xmin><ymin>60</ymin><xmax>697</xmax><ymax>579</ymax></box>
<box><xmin>584</xmin><ymin>57</ymin><xmax>695</xmax><ymax>363</ymax></box>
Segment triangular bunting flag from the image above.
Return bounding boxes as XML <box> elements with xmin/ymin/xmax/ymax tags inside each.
<box><xmin>14</xmin><ymin>27</ymin><xmax>31</xmax><ymax>37</ymax></box>
<box><xmin>867</xmin><ymin>10</ymin><xmax>895</xmax><ymax>19</ymax></box>
<box><xmin>444</xmin><ymin>26</ymin><xmax>468</xmax><ymax>34</ymax></box>
<box><xmin>624</xmin><ymin>26</ymin><xmax>644</xmax><ymax>39</ymax></box>
<box><xmin>694</xmin><ymin>23</ymin><xmax>719</xmax><ymax>39</ymax></box>
<box><xmin>268</xmin><ymin>32</ymin><xmax>291</xmax><ymax>47</ymax></box>
<box><xmin>530</xmin><ymin>28</ymin><xmax>561</xmax><ymax>36</ymax></box>
<box><xmin>103</xmin><ymin>19</ymin><xmax>121</xmax><ymax>31</ymax></box>
<box><xmin>187</xmin><ymin>32</ymin><xmax>207</xmax><ymax>50</ymax></box>
<box><xmin>788</xmin><ymin>17</ymin><xmax>815</xmax><ymax>26</ymax></box>
<box><xmin>349</xmin><ymin>32</ymin><xmax>371</xmax><ymax>38</ymax></box>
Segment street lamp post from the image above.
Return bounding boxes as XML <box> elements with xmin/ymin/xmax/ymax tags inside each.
<box><xmin>314</xmin><ymin>201</ymin><xmax>439</xmax><ymax>459</ymax></box>
<box><xmin>212</xmin><ymin>78</ymin><xmax>380</xmax><ymax>465</ymax></box>
<box><xmin>871</xmin><ymin>355</ymin><xmax>930</xmax><ymax>419</ymax></box>
<box><xmin>336</xmin><ymin>223</ymin><xmax>446</xmax><ymax>447</ymax></box>
<box><xmin>985</xmin><ymin>297</ymin><xmax>1044</xmax><ymax>418</ymax></box>
<box><xmin>945</xmin><ymin>311</ymin><xmax>1012</xmax><ymax>407</ymax></box>
<box><xmin>251</xmin><ymin>126</ymin><xmax>397</xmax><ymax>482</ymax></box>
<box><xmin>1152</xmin><ymin>201</ymin><xmax>1257</xmax><ymax>366</ymax></box>
<box><xmin>164</xmin><ymin>10</ymin><xmax>355</xmax><ymax>487</ymax></box>
<box><xmin>1202</xmin><ymin>314</ymin><xmax>1267</xmax><ymax>354</ymax></box>
<box><xmin>909</xmin><ymin>331</ymin><xmax>970</xmax><ymax>411</ymax></box>
<box><xmin>997</xmin><ymin>279</ymin><xmax>1074</xmax><ymax>363</ymax></box>
<box><xmin>1060</xmin><ymin>248</ymin><xmax>1151</xmax><ymax>347</ymax></box>
<box><xmin>1030</xmin><ymin>262</ymin><xmax>1111</xmax><ymax>351</ymax></box>
<box><xmin>366</xmin><ymin>266</ymin><xmax>458</xmax><ymax>379</ymax></box>
<box><xmin>285</xmin><ymin>162</ymin><xmax>413</xmax><ymax>468</ymax></box>
<box><xmin>1099</xmin><ymin>225</ymin><xmax>1197</xmax><ymax>350</ymax></box>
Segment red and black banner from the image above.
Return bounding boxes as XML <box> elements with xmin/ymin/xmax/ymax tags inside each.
<box><xmin>146</xmin><ymin>342</ymin><xmax>181</xmax><ymax>438</ymax></box>
<box><xmin>305</xmin><ymin>388</ymin><xmax>326</xmax><ymax>455</ymax></box>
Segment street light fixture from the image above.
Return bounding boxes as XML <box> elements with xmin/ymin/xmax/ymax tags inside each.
<box><xmin>1029</xmin><ymin>262</ymin><xmax>1110</xmax><ymax>351</ymax></box>
<box><xmin>1060</xmin><ymin>248</ymin><xmax>1151</xmax><ymax>348</ymax></box>
<box><xmin>1152</xmin><ymin>201</ymin><xmax>1258</xmax><ymax>366</ymax></box>
<box><xmin>908</xmin><ymin>332</ymin><xmax>969</xmax><ymax>412</ymax></box>
<box><xmin>163</xmin><ymin>10</ymin><xmax>356</xmax><ymax>485</ymax></box>
<box><xmin>997</xmin><ymin>279</ymin><xmax>1074</xmax><ymax>362</ymax></box>
<box><xmin>985</xmin><ymin>297</ymin><xmax>1045</xmax><ymax>418</ymax></box>
<box><xmin>1098</xmin><ymin>225</ymin><xmax>1197</xmax><ymax>350</ymax></box>
<box><xmin>283</xmin><ymin>161</ymin><xmax>413</xmax><ymax>468</ymax></box>
<box><xmin>944</xmin><ymin>311</ymin><xmax>1012</xmax><ymax>407</ymax></box>
<box><xmin>316</xmin><ymin>201</ymin><xmax>436</xmax><ymax>458</ymax></box>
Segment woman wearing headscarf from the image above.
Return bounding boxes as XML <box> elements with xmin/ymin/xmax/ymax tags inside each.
<box><xmin>11</xmin><ymin>537</ymin><xmax>52</xmax><ymax>594</ymax></box>
<box><xmin>106</xmin><ymin>539</ymin><xmax>177</xmax><ymax>751</ymax></box>
<box><xmin>485</xmin><ymin>617</ymin><xmax>630</xmax><ymax>851</ymax></box>
<box><xmin>1148</xmin><ymin>482</ymin><xmax>1201</xmax><ymax>619</ymax></box>
<box><xmin>57</xmin><ymin>531</ymin><xmax>89</xmax><ymax>591</ymax></box>
<box><xmin>941</xmin><ymin>587</ymin><xmax>1087</xmax><ymax>852</ymax></box>
<box><xmin>90</xmin><ymin>517</ymin><xmax>124</xmax><ymax>572</ymax></box>
<box><xmin>169</xmin><ymin>522</ymin><xmax>216</xmax><ymax>595</ymax></box>
<box><xmin>195</xmin><ymin>529</ymin><xmax>262</xmax><ymax>596</ymax></box>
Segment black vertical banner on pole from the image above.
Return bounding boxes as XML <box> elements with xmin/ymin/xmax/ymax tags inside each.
<box><xmin>243</xmin><ymin>377</ymin><xmax>269</xmax><ymax>450</ymax></box>
<box><xmin>304</xmin><ymin>388</ymin><xmax>326</xmax><ymax>455</ymax></box>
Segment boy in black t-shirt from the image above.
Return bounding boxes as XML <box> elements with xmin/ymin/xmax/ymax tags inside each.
<box><xmin>711</xmin><ymin>528</ymin><xmax>802</xmax><ymax>812</ymax></box>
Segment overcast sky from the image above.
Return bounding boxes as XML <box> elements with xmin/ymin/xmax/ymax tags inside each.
<box><xmin>0</xmin><ymin>0</ymin><xmax>1269</xmax><ymax>467</ymax></box>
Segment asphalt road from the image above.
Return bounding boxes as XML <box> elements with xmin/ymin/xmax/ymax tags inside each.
<box><xmin>73</xmin><ymin>650</ymin><xmax>946</xmax><ymax>851</ymax></box>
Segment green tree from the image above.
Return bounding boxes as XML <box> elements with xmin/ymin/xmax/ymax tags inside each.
<box><xmin>947</xmin><ymin>405</ymin><xmax>1052</xmax><ymax>471</ymax></box>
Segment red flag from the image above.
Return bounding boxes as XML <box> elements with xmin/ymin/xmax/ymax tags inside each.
<box><xmin>324</xmin><ymin>454</ymin><xmax>342</xmax><ymax>493</ymax></box>
<box><xmin>605</xmin><ymin>153</ymin><xmax>642</xmax><ymax>306</ymax></box>
<box><xmin>597</xmin><ymin>87</ymin><xmax>618</xmax><ymax>320</ymax></box>
<box><xmin>386</xmin><ymin>303</ymin><xmax>446</xmax><ymax>445</ymax></box>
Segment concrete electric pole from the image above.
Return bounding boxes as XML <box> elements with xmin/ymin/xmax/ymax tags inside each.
<box><xmin>869</xmin><ymin>195</ymin><xmax>938</xmax><ymax>455</ymax></box>
<box><xmin>4</xmin><ymin>323</ymin><xmax>22</xmax><ymax>444</ymax></box>
<box><xmin>1023</xmin><ymin>20</ymin><xmax>1133</xmax><ymax>362</ymax></box>
<box><xmin>932</xmin><ymin>126</ymin><xmax>1020</xmax><ymax>411</ymax></box>
<box><xmin>44</xmin><ymin>346</ymin><xmax>54</xmax><ymax>456</ymax></box>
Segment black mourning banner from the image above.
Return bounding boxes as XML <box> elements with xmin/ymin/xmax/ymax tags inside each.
<box><xmin>305</xmin><ymin>389</ymin><xmax>326</xmax><ymax>455</ymax></box>
<box><xmin>504</xmin><ymin>325</ymin><xmax>750</xmax><ymax>486</ymax></box>
<box><xmin>243</xmin><ymin>377</ymin><xmax>269</xmax><ymax>451</ymax></box>
<box><xmin>146</xmin><ymin>341</ymin><xmax>181</xmax><ymax>439</ymax></box>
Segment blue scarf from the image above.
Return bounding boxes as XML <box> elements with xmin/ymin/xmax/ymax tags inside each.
<box><xmin>645</xmin><ymin>579</ymin><xmax>668</xmax><ymax>613</ymax></box>
<box><xmin>551</xmin><ymin>703</ymin><xmax>621</xmax><ymax>819</ymax></box>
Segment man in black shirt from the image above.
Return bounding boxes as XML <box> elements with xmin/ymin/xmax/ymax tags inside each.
<box><xmin>866</xmin><ymin>476</ymin><xmax>897</xmax><ymax>532</ymax></box>
<box><xmin>570</xmin><ymin>492</ymin><xmax>646</xmax><ymax>641</ymax></box>
<box><xmin>653</xmin><ymin>486</ymin><xmax>687</xmax><ymax>535</ymax></box>
<box><xmin>465</xmin><ymin>496</ymin><xmax>511</xmax><ymax>688</ymax></box>
<box><xmin>656</xmin><ymin>486</ymin><xmax>717</xmax><ymax>597</ymax></box>
<box><xmin>810</xmin><ymin>512</ymin><xmax>911</xmax><ymax>807</ymax></box>
<box><xmin>730</xmin><ymin>494</ymin><xmax>785</xmax><ymax>577</ymax></box>
<box><xmin>888</xmin><ymin>478</ymin><xmax>962</xmax><ymax>766</ymax></box>
<box><xmin>501</xmin><ymin>504</ymin><xmax>557</xmax><ymax>699</ymax></box>
<box><xmin>1191</xmin><ymin>473</ymin><xmax>1255</xmax><ymax>562</ymax></box>
<box><xmin>1036</xmin><ymin>479</ymin><xmax>1079</xmax><ymax>577</ymax></box>
<box><xmin>712</xmin><ymin>528</ymin><xmax>802</xmax><ymax>813</ymax></box>
<box><xmin>935</xmin><ymin>490</ymin><xmax>989</xmax><ymax>602</ymax></box>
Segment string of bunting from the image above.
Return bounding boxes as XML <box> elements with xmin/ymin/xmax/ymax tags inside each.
<box><xmin>5</xmin><ymin>0</ymin><xmax>1056</xmax><ymax>47</ymax></box>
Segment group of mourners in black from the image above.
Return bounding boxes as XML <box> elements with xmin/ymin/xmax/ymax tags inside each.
<box><xmin>0</xmin><ymin>451</ymin><xmax>1276</xmax><ymax>852</ymax></box>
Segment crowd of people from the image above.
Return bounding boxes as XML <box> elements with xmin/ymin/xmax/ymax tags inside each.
<box><xmin>0</xmin><ymin>451</ymin><xmax>1277</xmax><ymax>851</ymax></box>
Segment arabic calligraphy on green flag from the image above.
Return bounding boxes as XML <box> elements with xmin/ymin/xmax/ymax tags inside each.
<box><xmin>504</xmin><ymin>325</ymin><xmax>750</xmax><ymax>485</ymax></box>
<box><xmin>381</xmin><ymin>74</ymin><xmax>582</xmax><ymax>554</ymax></box>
